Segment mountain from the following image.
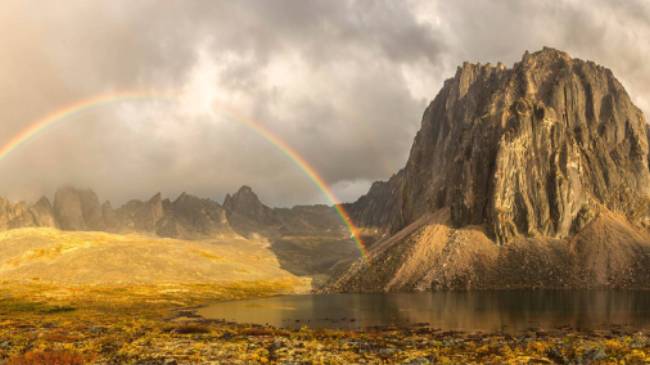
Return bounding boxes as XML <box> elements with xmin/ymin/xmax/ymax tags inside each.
<box><xmin>224</xmin><ymin>185</ymin><xmax>347</xmax><ymax>238</ymax></box>
<box><xmin>0</xmin><ymin>187</ymin><xmax>236</xmax><ymax>240</ymax></box>
<box><xmin>331</xmin><ymin>47</ymin><xmax>650</xmax><ymax>291</ymax></box>
<box><xmin>155</xmin><ymin>193</ymin><xmax>232</xmax><ymax>239</ymax></box>
<box><xmin>0</xmin><ymin>196</ymin><xmax>55</xmax><ymax>230</ymax></box>
<box><xmin>53</xmin><ymin>187</ymin><xmax>106</xmax><ymax>231</ymax></box>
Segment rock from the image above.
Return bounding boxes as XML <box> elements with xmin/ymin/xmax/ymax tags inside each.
<box><xmin>344</xmin><ymin>170</ymin><xmax>404</xmax><ymax>244</ymax></box>
<box><xmin>114</xmin><ymin>192</ymin><xmax>166</xmax><ymax>232</ymax></box>
<box><xmin>155</xmin><ymin>192</ymin><xmax>233</xmax><ymax>239</ymax></box>
<box><xmin>332</xmin><ymin>48</ymin><xmax>650</xmax><ymax>291</ymax></box>
<box><xmin>224</xmin><ymin>185</ymin><xmax>346</xmax><ymax>238</ymax></box>
<box><xmin>356</xmin><ymin>47</ymin><xmax>649</xmax><ymax>243</ymax></box>
<box><xmin>224</xmin><ymin>186</ymin><xmax>278</xmax><ymax>226</ymax></box>
<box><xmin>53</xmin><ymin>187</ymin><xmax>105</xmax><ymax>231</ymax></box>
<box><xmin>0</xmin><ymin>198</ymin><xmax>36</xmax><ymax>229</ymax></box>
<box><xmin>31</xmin><ymin>197</ymin><xmax>56</xmax><ymax>227</ymax></box>
<box><xmin>274</xmin><ymin>204</ymin><xmax>345</xmax><ymax>236</ymax></box>
<box><xmin>101</xmin><ymin>201</ymin><xmax>119</xmax><ymax>231</ymax></box>
<box><xmin>0</xmin><ymin>196</ymin><xmax>57</xmax><ymax>230</ymax></box>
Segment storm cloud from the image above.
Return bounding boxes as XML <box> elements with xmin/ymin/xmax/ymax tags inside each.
<box><xmin>1</xmin><ymin>0</ymin><xmax>648</xmax><ymax>206</ymax></box>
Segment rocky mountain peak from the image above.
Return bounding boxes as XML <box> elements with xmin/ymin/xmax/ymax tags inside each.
<box><xmin>351</xmin><ymin>47</ymin><xmax>650</xmax><ymax>245</ymax></box>
<box><xmin>333</xmin><ymin>48</ymin><xmax>650</xmax><ymax>291</ymax></box>
<box><xmin>53</xmin><ymin>187</ymin><xmax>105</xmax><ymax>231</ymax></box>
<box><xmin>224</xmin><ymin>185</ymin><xmax>261</xmax><ymax>208</ymax></box>
<box><xmin>223</xmin><ymin>186</ymin><xmax>277</xmax><ymax>226</ymax></box>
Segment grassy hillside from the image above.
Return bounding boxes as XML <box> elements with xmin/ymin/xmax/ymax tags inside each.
<box><xmin>0</xmin><ymin>227</ymin><xmax>309</xmax><ymax>300</ymax></box>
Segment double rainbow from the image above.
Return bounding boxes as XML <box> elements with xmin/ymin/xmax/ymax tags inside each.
<box><xmin>0</xmin><ymin>91</ymin><xmax>368</xmax><ymax>258</ymax></box>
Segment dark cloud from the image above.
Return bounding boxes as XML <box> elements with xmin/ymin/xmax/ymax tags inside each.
<box><xmin>0</xmin><ymin>0</ymin><xmax>648</xmax><ymax>206</ymax></box>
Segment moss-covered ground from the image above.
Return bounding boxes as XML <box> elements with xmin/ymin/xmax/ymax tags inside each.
<box><xmin>0</xmin><ymin>283</ymin><xmax>649</xmax><ymax>364</ymax></box>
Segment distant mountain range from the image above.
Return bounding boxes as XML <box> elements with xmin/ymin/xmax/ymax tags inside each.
<box><xmin>0</xmin><ymin>185</ymin><xmax>347</xmax><ymax>241</ymax></box>
<box><xmin>333</xmin><ymin>47</ymin><xmax>650</xmax><ymax>290</ymax></box>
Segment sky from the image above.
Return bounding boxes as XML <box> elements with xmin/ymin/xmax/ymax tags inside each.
<box><xmin>1</xmin><ymin>0</ymin><xmax>649</xmax><ymax>207</ymax></box>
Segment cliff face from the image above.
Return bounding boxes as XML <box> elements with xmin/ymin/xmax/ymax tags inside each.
<box><xmin>53</xmin><ymin>187</ymin><xmax>106</xmax><ymax>231</ymax></box>
<box><xmin>343</xmin><ymin>170</ymin><xmax>404</xmax><ymax>242</ymax></box>
<box><xmin>224</xmin><ymin>186</ymin><xmax>278</xmax><ymax>227</ymax></box>
<box><xmin>350</xmin><ymin>47</ymin><xmax>650</xmax><ymax>244</ymax></box>
<box><xmin>156</xmin><ymin>193</ymin><xmax>231</xmax><ymax>239</ymax></box>
<box><xmin>0</xmin><ymin>197</ymin><xmax>56</xmax><ymax>230</ymax></box>
<box><xmin>334</xmin><ymin>48</ymin><xmax>650</xmax><ymax>291</ymax></box>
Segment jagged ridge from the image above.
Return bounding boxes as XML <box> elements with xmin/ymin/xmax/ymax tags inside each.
<box><xmin>0</xmin><ymin>185</ymin><xmax>348</xmax><ymax>241</ymax></box>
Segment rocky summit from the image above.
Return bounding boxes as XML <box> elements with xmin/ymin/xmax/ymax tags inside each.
<box><xmin>225</xmin><ymin>185</ymin><xmax>347</xmax><ymax>238</ymax></box>
<box><xmin>332</xmin><ymin>48</ymin><xmax>650</xmax><ymax>291</ymax></box>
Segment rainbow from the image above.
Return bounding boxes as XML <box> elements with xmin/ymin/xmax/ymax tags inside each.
<box><xmin>0</xmin><ymin>91</ymin><xmax>368</xmax><ymax>259</ymax></box>
<box><xmin>0</xmin><ymin>91</ymin><xmax>176</xmax><ymax>160</ymax></box>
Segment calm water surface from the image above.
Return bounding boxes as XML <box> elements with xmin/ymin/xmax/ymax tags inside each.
<box><xmin>198</xmin><ymin>291</ymin><xmax>650</xmax><ymax>332</ymax></box>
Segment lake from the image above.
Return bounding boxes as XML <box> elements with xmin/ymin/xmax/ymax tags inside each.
<box><xmin>197</xmin><ymin>290</ymin><xmax>650</xmax><ymax>333</ymax></box>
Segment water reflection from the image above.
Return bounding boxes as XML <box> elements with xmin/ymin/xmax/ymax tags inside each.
<box><xmin>197</xmin><ymin>290</ymin><xmax>650</xmax><ymax>332</ymax></box>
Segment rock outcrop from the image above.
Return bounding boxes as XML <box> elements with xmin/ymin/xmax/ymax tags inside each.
<box><xmin>155</xmin><ymin>193</ymin><xmax>231</xmax><ymax>239</ymax></box>
<box><xmin>224</xmin><ymin>186</ymin><xmax>278</xmax><ymax>226</ymax></box>
<box><xmin>0</xmin><ymin>197</ymin><xmax>54</xmax><ymax>229</ymax></box>
<box><xmin>343</xmin><ymin>170</ymin><xmax>404</xmax><ymax>244</ymax></box>
<box><xmin>53</xmin><ymin>187</ymin><xmax>106</xmax><ymax>231</ymax></box>
<box><xmin>333</xmin><ymin>48</ymin><xmax>650</xmax><ymax>291</ymax></box>
<box><xmin>224</xmin><ymin>186</ymin><xmax>345</xmax><ymax>238</ymax></box>
<box><xmin>112</xmin><ymin>193</ymin><xmax>166</xmax><ymax>232</ymax></box>
<box><xmin>31</xmin><ymin>197</ymin><xmax>57</xmax><ymax>227</ymax></box>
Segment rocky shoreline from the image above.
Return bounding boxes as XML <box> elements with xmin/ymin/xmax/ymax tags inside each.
<box><xmin>2</xmin><ymin>306</ymin><xmax>649</xmax><ymax>364</ymax></box>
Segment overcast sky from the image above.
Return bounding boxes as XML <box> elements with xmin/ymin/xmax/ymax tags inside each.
<box><xmin>1</xmin><ymin>0</ymin><xmax>649</xmax><ymax>207</ymax></box>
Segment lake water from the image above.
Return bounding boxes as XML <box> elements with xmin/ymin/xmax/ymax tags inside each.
<box><xmin>198</xmin><ymin>291</ymin><xmax>650</xmax><ymax>333</ymax></box>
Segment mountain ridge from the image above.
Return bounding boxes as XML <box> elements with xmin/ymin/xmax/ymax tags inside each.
<box><xmin>0</xmin><ymin>185</ymin><xmax>348</xmax><ymax>241</ymax></box>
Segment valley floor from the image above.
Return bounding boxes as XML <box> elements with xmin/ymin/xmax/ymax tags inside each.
<box><xmin>1</xmin><ymin>284</ymin><xmax>649</xmax><ymax>365</ymax></box>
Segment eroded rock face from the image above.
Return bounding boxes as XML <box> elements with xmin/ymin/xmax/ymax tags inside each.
<box><xmin>224</xmin><ymin>185</ymin><xmax>346</xmax><ymax>238</ymax></box>
<box><xmin>113</xmin><ymin>193</ymin><xmax>166</xmax><ymax>232</ymax></box>
<box><xmin>53</xmin><ymin>187</ymin><xmax>105</xmax><ymax>231</ymax></box>
<box><xmin>31</xmin><ymin>197</ymin><xmax>57</xmax><ymax>227</ymax></box>
<box><xmin>344</xmin><ymin>170</ymin><xmax>404</xmax><ymax>242</ymax></box>
<box><xmin>350</xmin><ymin>47</ymin><xmax>650</xmax><ymax>245</ymax></box>
<box><xmin>224</xmin><ymin>185</ymin><xmax>279</xmax><ymax>229</ymax></box>
<box><xmin>333</xmin><ymin>48</ymin><xmax>650</xmax><ymax>291</ymax></box>
<box><xmin>156</xmin><ymin>193</ymin><xmax>232</xmax><ymax>239</ymax></box>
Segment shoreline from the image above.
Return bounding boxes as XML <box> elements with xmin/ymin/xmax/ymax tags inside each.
<box><xmin>1</xmin><ymin>284</ymin><xmax>649</xmax><ymax>363</ymax></box>
<box><xmin>2</xmin><ymin>313</ymin><xmax>649</xmax><ymax>364</ymax></box>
